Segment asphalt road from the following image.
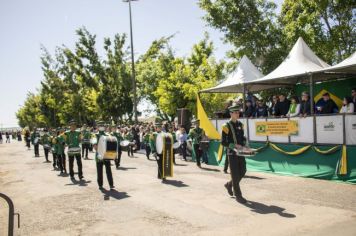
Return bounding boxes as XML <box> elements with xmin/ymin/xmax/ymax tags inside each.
<box><xmin>1</xmin><ymin>139</ymin><xmax>356</xmax><ymax>236</ymax></box>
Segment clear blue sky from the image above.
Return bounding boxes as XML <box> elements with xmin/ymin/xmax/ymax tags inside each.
<box><xmin>0</xmin><ymin>0</ymin><xmax>282</xmax><ymax>128</ymax></box>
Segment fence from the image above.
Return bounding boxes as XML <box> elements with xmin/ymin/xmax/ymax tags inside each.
<box><xmin>210</xmin><ymin>113</ymin><xmax>356</xmax><ymax>146</ymax></box>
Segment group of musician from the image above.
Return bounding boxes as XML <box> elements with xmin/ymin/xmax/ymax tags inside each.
<box><xmin>22</xmin><ymin>103</ymin><xmax>250</xmax><ymax>203</ymax></box>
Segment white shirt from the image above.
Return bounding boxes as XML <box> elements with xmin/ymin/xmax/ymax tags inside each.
<box><xmin>340</xmin><ymin>103</ymin><xmax>354</xmax><ymax>113</ymax></box>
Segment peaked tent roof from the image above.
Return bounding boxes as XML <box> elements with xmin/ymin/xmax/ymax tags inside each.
<box><xmin>247</xmin><ymin>37</ymin><xmax>330</xmax><ymax>90</ymax></box>
<box><xmin>318</xmin><ymin>51</ymin><xmax>356</xmax><ymax>74</ymax></box>
<box><xmin>200</xmin><ymin>55</ymin><xmax>264</xmax><ymax>93</ymax></box>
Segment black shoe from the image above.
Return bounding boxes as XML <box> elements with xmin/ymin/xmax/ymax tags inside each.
<box><xmin>161</xmin><ymin>178</ymin><xmax>166</xmax><ymax>182</ymax></box>
<box><xmin>236</xmin><ymin>196</ymin><xmax>247</xmax><ymax>204</ymax></box>
<box><xmin>110</xmin><ymin>185</ymin><xmax>115</xmax><ymax>190</ymax></box>
<box><xmin>224</xmin><ymin>183</ymin><xmax>233</xmax><ymax>196</ymax></box>
<box><xmin>79</xmin><ymin>176</ymin><xmax>84</xmax><ymax>180</ymax></box>
<box><xmin>70</xmin><ymin>176</ymin><xmax>75</xmax><ymax>180</ymax></box>
<box><xmin>223</xmin><ymin>170</ymin><xmax>228</xmax><ymax>174</ymax></box>
<box><xmin>99</xmin><ymin>186</ymin><xmax>104</xmax><ymax>190</ymax></box>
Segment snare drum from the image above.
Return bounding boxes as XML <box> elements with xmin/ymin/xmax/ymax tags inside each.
<box><xmin>120</xmin><ymin>140</ymin><xmax>130</xmax><ymax>147</ymax></box>
<box><xmin>173</xmin><ymin>142</ymin><xmax>180</xmax><ymax>149</ymax></box>
<box><xmin>68</xmin><ymin>147</ymin><xmax>81</xmax><ymax>155</ymax></box>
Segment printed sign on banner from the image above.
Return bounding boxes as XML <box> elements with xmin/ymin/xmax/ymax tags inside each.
<box><xmin>345</xmin><ymin>115</ymin><xmax>356</xmax><ymax>145</ymax></box>
<box><xmin>316</xmin><ymin>115</ymin><xmax>343</xmax><ymax>144</ymax></box>
<box><xmin>255</xmin><ymin>120</ymin><xmax>299</xmax><ymax>136</ymax></box>
<box><xmin>290</xmin><ymin>117</ymin><xmax>314</xmax><ymax>143</ymax></box>
<box><xmin>249</xmin><ymin>119</ymin><xmax>268</xmax><ymax>142</ymax></box>
<box><xmin>267</xmin><ymin>118</ymin><xmax>289</xmax><ymax>143</ymax></box>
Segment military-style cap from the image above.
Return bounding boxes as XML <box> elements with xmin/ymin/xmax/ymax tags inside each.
<box><xmin>69</xmin><ymin>120</ymin><xmax>76</xmax><ymax>125</ymax></box>
<box><xmin>191</xmin><ymin>119</ymin><xmax>200</xmax><ymax>124</ymax></box>
<box><xmin>228</xmin><ymin>103</ymin><xmax>241</xmax><ymax>112</ymax></box>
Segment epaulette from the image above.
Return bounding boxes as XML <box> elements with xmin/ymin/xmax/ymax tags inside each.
<box><xmin>222</xmin><ymin>123</ymin><xmax>229</xmax><ymax>134</ymax></box>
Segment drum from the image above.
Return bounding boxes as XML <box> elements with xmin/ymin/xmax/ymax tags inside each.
<box><xmin>120</xmin><ymin>140</ymin><xmax>130</xmax><ymax>147</ymax></box>
<box><xmin>97</xmin><ymin>135</ymin><xmax>118</xmax><ymax>160</ymax></box>
<box><xmin>235</xmin><ymin>147</ymin><xmax>257</xmax><ymax>157</ymax></box>
<box><xmin>173</xmin><ymin>142</ymin><xmax>180</xmax><ymax>149</ymax></box>
<box><xmin>199</xmin><ymin>141</ymin><xmax>210</xmax><ymax>151</ymax></box>
<box><xmin>34</xmin><ymin>137</ymin><xmax>39</xmax><ymax>144</ymax></box>
<box><xmin>156</xmin><ymin>133</ymin><xmax>164</xmax><ymax>154</ymax></box>
<box><xmin>68</xmin><ymin>147</ymin><xmax>81</xmax><ymax>155</ymax></box>
<box><xmin>82</xmin><ymin>138</ymin><xmax>90</xmax><ymax>144</ymax></box>
<box><xmin>90</xmin><ymin>137</ymin><xmax>97</xmax><ymax>145</ymax></box>
<box><xmin>43</xmin><ymin>144</ymin><xmax>51</xmax><ymax>150</ymax></box>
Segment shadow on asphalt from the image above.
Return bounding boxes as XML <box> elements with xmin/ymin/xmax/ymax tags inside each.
<box><xmin>116</xmin><ymin>166</ymin><xmax>137</xmax><ymax>171</ymax></box>
<box><xmin>174</xmin><ymin>163</ymin><xmax>188</xmax><ymax>167</ymax></box>
<box><xmin>200</xmin><ymin>166</ymin><xmax>220</xmax><ymax>172</ymax></box>
<box><xmin>100</xmin><ymin>188</ymin><xmax>130</xmax><ymax>200</ymax></box>
<box><xmin>244</xmin><ymin>200</ymin><xmax>296</xmax><ymax>218</ymax></box>
<box><xmin>65</xmin><ymin>178</ymin><xmax>92</xmax><ymax>187</ymax></box>
<box><xmin>244</xmin><ymin>175</ymin><xmax>265</xmax><ymax>180</ymax></box>
<box><xmin>162</xmin><ymin>179</ymin><xmax>189</xmax><ymax>187</ymax></box>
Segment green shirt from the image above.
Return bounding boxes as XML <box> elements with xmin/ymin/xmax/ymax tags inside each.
<box><xmin>81</xmin><ymin>130</ymin><xmax>92</xmax><ymax>144</ymax></box>
<box><xmin>63</xmin><ymin>130</ymin><xmax>81</xmax><ymax>148</ymax></box>
<box><xmin>41</xmin><ymin>133</ymin><xmax>51</xmax><ymax>145</ymax></box>
<box><xmin>188</xmin><ymin>127</ymin><xmax>205</xmax><ymax>145</ymax></box>
<box><xmin>56</xmin><ymin>135</ymin><xmax>65</xmax><ymax>155</ymax></box>
<box><xmin>31</xmin><ymin>131</ymin><xmax>41</xmax><ymax>144</ymax></box>
<box><xmin>111</xmin><ymin>132</ymin><xmax>123</xmax><ymax>142</ymax></box>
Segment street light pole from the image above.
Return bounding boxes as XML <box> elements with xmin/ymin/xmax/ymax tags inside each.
<box><xmin>123</xmin><ymin>0</ymin><xmax>138</xmax><ymax>123</ymax></box>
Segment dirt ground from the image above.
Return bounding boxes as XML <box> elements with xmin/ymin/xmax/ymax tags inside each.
<box><xmin>0</xmin><ymin>140</ymin><xmax>356</xmax><ymax>236</ymax></box>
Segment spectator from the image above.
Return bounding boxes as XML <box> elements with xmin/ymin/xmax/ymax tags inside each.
<box><xmin>177</xmin><ymin>127</ymin><xmax>188</xmax><ymax>161</ymax></box>
<box><xmin>300</xmin><ymin>92</ymin><xmax>314</xmax><ymax>117</ymax></box>
<box><xmin>0</xmin><ymin>132</ymin><xmax>3</xmax><ymax>144</ymax></box>
<box><xmin>287</xmin><ymin>96</ymin><xmax>301</xmax><ymax>117</ymax></box>
<box><xmin>255</xmin><ymin>100</ymin><xmax>268</xmax><ymax>117</ymax></box>
<box><xmin>244</xmin><ymin>100</ymin><xmax>255</xmax><ymax>118</ymax></box>
<box><xmin>319</xmin><ymin>93</ymin><xmax>338</xmax><ymax>114</ymax></box>
<box><xmin>352</xmin><ymin>88</ymin><xmax>356</xmax><ymax>110</ymax></box>
<box><xmin>275</xmin><ymin>94</ymin><xmax>290</xmax><ymax>117</ymax></box>
<box><xmin>340</xmin><ymin>96</ymin><xmax>354</xmax><ymax>113</ymax></box>
<box><xmin>269</xmin><ymin>95</ymin><xmax>279</xmax><ymax>116</ymax></box>
<box><xmin>223</xmin><ymin>100</ymin><xmax>233</xmax><ymax>118</ymax></box>
<box><xmin>5</xmin><ymin>131</ymin><xmax>10</xmax><ymax>143</ymax></box>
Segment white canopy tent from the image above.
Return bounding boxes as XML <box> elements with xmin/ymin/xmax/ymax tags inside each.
<box><xmin>246</xmin><ymin>37</ymin><xmax>330</xmax><ymax>90</ymax></box>
<box><xmin>200</xmin><ymin>55</ymin><xmax>263</xmax><ymax>93</ymax></box>
<box><xmin>317</xmin><ymin>51</ymin><xmax>356</xmax><ymax>74</ymax></box>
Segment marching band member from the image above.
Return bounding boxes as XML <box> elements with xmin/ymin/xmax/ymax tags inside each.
<box><xmin>63</xmin><ymin>120</ymin><xmax>84</xmax><ymax>180</ymax></box>
<box><xmin>81</xmin><ymin>124</ymin><xmax>91</xmax><ymax>160</ymax></box>
<box><xmin>56</xmin><ymin>127</ymin><xmax>67</xmax><ymax>174</ymax></box>
<box><xmin>41</xmin><ymin>128</ymin><xmax>52</xmax><ymax>163</ymax></box>
<box><xmin>144</xmin><ymin>128</ymin><xmax>152</xmax><ymax>160</ymax></box>
<box><xmin>168</xmin><ymin>124</ymin><xmax>177</xmax><ymax>165</ymax></box>
<box><xmin>24</xmin><ymin>129</ymin><xmax>31</xmax><ymax>150</ymax></box>
<box><xmin>51</xmin><ymin>128</ymin><xmax>59</xmax><ymax>169</ymax></box>
<box><xmin>149</xmin><ymin>121</ymin><xmax>174</xmax><ymax>182</ymax></box>
<box><xmin>94</xmin><ymin>121</ymin><xmax>114</xmax><ymax>190</ymax></box>
<box><xmin>111</xmin><ymin>125</ymin><xmax>123</xmax><ymax>169</ymax></box>
<box><xmin>124</xmin><ymin>128</ymin><xmax>135</xmax><ymax>157</ymax></box>
<box><xmin>221</xmin><ymin>103</ymin><xmax>247</xmax><ymax>204</ymax></box>
<box><xmin>188</xmin><ymin>119</ymin><xmax>205</xmax><ymax>168</ymax></box>
<box><xmin>31</xmin><ymin>127</ymin><xmax>41</xmax><ymax>157</ymax></box>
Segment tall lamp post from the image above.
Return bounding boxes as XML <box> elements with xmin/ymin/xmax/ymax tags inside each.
<box><xmin>123</xmin><ymin>0</ymin><xmax>138</xmax><ymax>123</ymax></box>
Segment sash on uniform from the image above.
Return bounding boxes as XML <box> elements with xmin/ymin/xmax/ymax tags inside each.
<box><xmin>162</xmin><ymin>134</ymin><xmax>173</xmax><ymax>178</ymax></box>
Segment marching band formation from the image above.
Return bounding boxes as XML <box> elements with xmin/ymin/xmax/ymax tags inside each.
<box><xmin>19</xmin><ymin>103</ymin><xmax>256</xmax><ymax>203</ymax></box>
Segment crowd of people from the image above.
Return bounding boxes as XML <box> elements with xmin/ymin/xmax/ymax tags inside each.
<box><xmin>0</xmin><ymin>130</ymin><xmax>22</xmax><ymax>144</ymax></box>
<box><xmin>222</xmin><ymin>88</ymin><xmax>356</xmax><ymax>119</ymax></box>
<box><xmin>12</xmin><ymin>119</ymin><xmax>215</xmax><ymax>189</ymax></box>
